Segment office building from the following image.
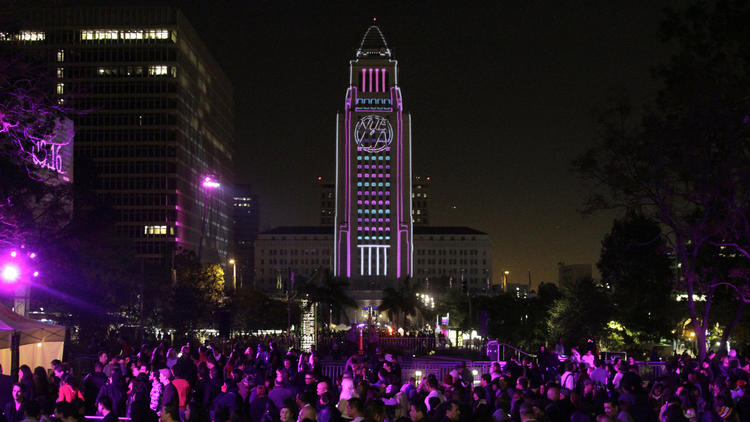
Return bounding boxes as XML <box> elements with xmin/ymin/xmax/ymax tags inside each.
<box><xmin>412</xmin><ymin>176</ymin><xmax>431</xmax><ymax>226</ymax></box>
<box><xmin>232</xmin><ymin>185</ymin><xmax>259</xmax><ymax>288</ymax></box>
<box><xmin>4</xmin><ymin>6</ymin><xmax>235</xmax><ymax>264</ymax></box>
<box><xmin>558</xmin><ymin>263</ymin><xmax>593</xmax><ymax>285</ymax></box>
<box><xmin>254</xmin><ymin>225</ymin><xmax>492</xmax><ymax>319</ymax></box>
<box><xmin>318</xmin><ymin>178</ymin><xmax>335</xmax><ymax>225</ymax></box>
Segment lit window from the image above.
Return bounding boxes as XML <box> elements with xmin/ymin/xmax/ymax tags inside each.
<box><xmin>144</xmin><ymin>225</ymin><xmax>168</xmax><ymax>235</ymax></box>
<box><xmin>56</xmin><ymin>68</ymin><xmax>63</xmax><ymax>78</ymax></box>
<box><xmin>56</xmin><ymin>50</ymin><xmax>64</xmax><ymax>62</ymax></box>
<box><xmin>81</xmin><ymin>30</ymin><xmax>93</xmax><ymax>40</ymax></box>
<box><xmin>148</xmin><ymin>65</ymin><xmax>168</xmax><ymax>76</ymax></box>
<box><xmin>20</xmin><ymin>31</ymin><xmax>45</xmax><ymax>41</ymax></box>
<box><xmin>56</xmin><ymin>83</ymin><xmax>64</xmax><ymax>94</ymax></box>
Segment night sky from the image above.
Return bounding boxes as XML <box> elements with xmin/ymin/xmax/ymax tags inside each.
<box><xmin>141</xmin><ymin>1</ymin><xmax>684</xmax><ymax>285</ymax></box>
<box><xmin>172</xmin><ymin>1</ymin><xmax>687</xmax><ymax>287</ymax></box>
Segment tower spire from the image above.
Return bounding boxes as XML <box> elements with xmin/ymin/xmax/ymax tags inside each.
<box><xmin>357</xmin><ymin>25</ymin><xmax>390</xmax><ymax>57</ymax></box>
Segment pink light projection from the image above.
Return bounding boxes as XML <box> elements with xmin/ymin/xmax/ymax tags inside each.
<box><xmin>1</xmin><ymin>264</ymin><xmax>20</xmax><ymax>283</ymax></box>
<box><xmin>202</xmin><ymin>176</ymin><xmax>220</xmax><ymax>189</ymax></box>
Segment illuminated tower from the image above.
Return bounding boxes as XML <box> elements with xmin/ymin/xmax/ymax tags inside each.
<box><xmin>334</xmin><ymin>26</ymin><xmax>413</xmax><ymax>281</ymax></box>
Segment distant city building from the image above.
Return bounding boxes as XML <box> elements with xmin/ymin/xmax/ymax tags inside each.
<box><xmin>253</xmin><ymin>227</ymin><xmax>332</xmax><ymax>290</ymax></box>
<box><xmin>412</xmin><ymin>176</ymin><xmax>431</xmax><ymax>226</ymax></box>
<box><xmin>558</xmin><ymin>263</ymin><xmax>593</xmax><ymax>285</ymax></box>
<box><xmin>232</xmin><ymin>186</ymin><xmax>259</xmax><ymax>288</ymax></box>
<box><xmin>6</xmin><ymin>6</ymin><xmax>235</xmax><ymax>264</ymax></box>
<box><xmin>412</xmin><ymin>227</ymin><xmax>491</xmax><ymax>294</ymax></box>
<box><xmin>333</xmin><ymin>25</ymin><xmax>412</xmax><ymax>283</ymax></box>
<box><xmin>254</xmin><ymin>226</ymin><xmax>492</xmax><ymax>318</ymax></box>
<box><xmin>317</xmin><ymin>178</ymin><xmax>335</xmax><ymax>225</ymax></box>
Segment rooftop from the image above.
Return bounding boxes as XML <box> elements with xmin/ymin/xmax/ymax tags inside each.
<box><xmin>259</xmin><ymin>226</ymin><xmax>487</xmax><ymax>236</ymax></box>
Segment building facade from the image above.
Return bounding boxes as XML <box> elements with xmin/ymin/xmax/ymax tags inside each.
<box><xmin>412</xmin><ymin>176</ymin><xmax>431</xmax><ymax>226</ymax></box>
<box><xmin>334</xmin><ymin>26</ymin><xmax>412</xmax><ymax>282</ymax></box>
<box><xmin>254</xmin><ymin>226</ymin><xmax>492</xmax><ymax>320</ymax></box>
<box><xmin>232</xmin><ymin>185</ymin><xmax>259</xmax><ymax>288</ymax></box>
<box><xmin>5</xmin><ymin>6</ymin><xmax>234</xmax><ymax>264</ymax></box>
<box><xmin>318</xmin><ymin>178</ymin><xmax>335</xmax><ymax>225</ymax></box>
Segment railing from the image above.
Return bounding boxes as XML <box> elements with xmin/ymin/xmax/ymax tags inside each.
<box><xmin>498</xmin><ymin>342</ymin><xmax>537</xmax><ymax>363</ymax></box>
<box><xmin>316</xmin><ymin>336</ymin><xmax>484</xmax><ymax>356</ymax></box>
<box><xmin>320</xmin><ymin>358</ymin><xmax>495</xmax><ymax>384</ymax></box>
<box><xmin>320</xmin><ymin>359</ymin><xmax>669</xmax><ymax>384</ymax></box>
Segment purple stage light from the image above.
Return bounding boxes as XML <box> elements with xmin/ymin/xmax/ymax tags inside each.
<box><xmin>1</xmin><ymin>264</ymin><xmax>20</xmax><ymax>283</ymax></box>
<box><xmin>202</xmin><ymin>177</ymin><xmax>220</xmax><ymax>189</ymax></box>
<box><xmin>29</xmin><ymin>253</ymin><xmax>36</xmax><ymax>259</ymax></box>
<box><xmin>32</xmin><ymin>271</ymin><xmax>39</xmax><ymax>277</ymax></box>
<box><xmin>10</xmin><ymin>251</ymin><xmax>16</xmax><ymax>258</ymax></box>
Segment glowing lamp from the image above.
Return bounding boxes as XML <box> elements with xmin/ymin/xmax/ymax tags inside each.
<box><xmin>32</xmin><ymin>271</ymin><xmax>39</xmax><ymax>277</ymax></box>
<box><xmin>202</xmin><ymin>177</ymin><xmax>220</xmax><ymax>189</ymax></box>
<box><xmin>10</xmin><ymin>251</ymin><xmax>16</xmax><ymax>258</ymax></box>
<box><xmin>1</xmin><ymin>264</ymin><xmax>21</xmax><ymax>283</ymax></box>
<box><xmin>29</xmin><ymin>253</ymin><xmax>36</xmax><ymax>259</ymax></box>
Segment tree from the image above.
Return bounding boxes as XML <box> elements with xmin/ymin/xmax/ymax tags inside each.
<box><xmin>0</xmin><ymin>31</ymin><xmax>77</xmax><ymax>249</ymax></box>
<box><xmin>298</xmin><ymin>267</ymin><xmax>356</xmax><ymax>325</ymax></box>
<box><xmin>549</xmin><ymin>277</ymin><xmax>611</xmax><ymax>346</ymax></box>
<box><xmin>379</xmin><ymin>277</ymin><xmax>424</xmax><ymax>329</ymax></box>
<box><xmin>573</xmin><ymin>0</ymin><xmax>750</xmax><ymax>359</ymax></box>
<box><xmin>160</xmin><ymin>249</ymin><xmax>226</xmax><ymax>333</ymax></box>
<box><xmin>598</xmin><ymin>211</ymin><xmax>679</xmax><ymax>342</ymax></box>
<box><xmin>229</xmin><ymin>288</ymin><xmax>292</xmax><ymax>332</ymax></box>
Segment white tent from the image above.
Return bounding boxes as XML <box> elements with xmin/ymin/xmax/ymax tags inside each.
<box><xmin>0</xmin><ymin>305</ymin><xmax>65</xmax><ymax>372</ymax></box>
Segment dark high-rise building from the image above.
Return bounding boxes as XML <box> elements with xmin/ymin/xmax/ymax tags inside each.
<box><xmin>5</xmin><ymin>6</ymin><xmax>235</xmax><ymax>264</ymax></box>
<box><xmin>334</xmin><ymin>25</ymin><xmax>412</xmax><ymax>281</ymax></box>
<box><xmin>232</xmin><ymin>185</ymin><xmax>259</xmax><ymax>288</ymax></box>
<box><xmin>412</xmin><ymin>176</ymin><xmax>431</xmax><ymax>226</ymax></box>
<box><xmin>317</xmin><ymin>177</ymin><xmax>335</xmax><ymax>226</ymax></box>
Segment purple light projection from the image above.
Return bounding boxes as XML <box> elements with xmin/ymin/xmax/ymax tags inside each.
<box><xmin>202</xmin><ymin>176</ymin><xmax>220</xmax><ymax>189</ymax></box>
<box><xmin>0</xmin><ymin>249</ymin><xmax>39</xmax><ymax>286</ymax></box>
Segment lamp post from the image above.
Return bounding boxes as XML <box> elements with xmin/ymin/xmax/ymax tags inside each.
<box><xmin>503</xmin><ymin>270</ymin><xmax>510</xmax><ymax>293</ymax></box>
<box><xmin>228</xmin><ymin>258</ymin><xmax>237</xmax><ymax>290</ymax></box>
<box><xmin>198</xmin><ymin>176</ymin><xmax>220</xmax><ymax>261</ymax></box>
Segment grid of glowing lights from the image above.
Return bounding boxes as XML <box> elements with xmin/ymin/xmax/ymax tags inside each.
<box><xmin>356</xmin><ymin>147</ymin><xmax>392</xmax><ymax>242</ymax></box>
<box><xmin>80</xmin><ymin>29</ymin><xmax>170</xmax><ymax>41</ymax></box>
<box><xmin>0</xmin><ymin>31</ymin><xmax>45</xmax><ymax>42</ymax></box>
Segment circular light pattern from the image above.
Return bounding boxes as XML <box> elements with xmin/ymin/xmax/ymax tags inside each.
<box><xmin>1</xmin><ymin>264</ymin><xmax>20</xmax><ymax>283</ymax></box>
<box><xmin>354</xmin><ymin>115</ymin><xmax>393</xmax><ymax>153</ymax></box>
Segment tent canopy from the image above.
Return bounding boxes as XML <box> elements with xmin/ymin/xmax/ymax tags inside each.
<box><xmin>0</xmin><ymin>305</ymin><xmax>65</xmax><ymax>348</ymax></box>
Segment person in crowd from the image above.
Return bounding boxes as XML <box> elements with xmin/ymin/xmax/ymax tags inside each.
<box><xmin>4</xmin><ymin>383</ymin><xmax>26</xmax><ymax>422</ymax></box>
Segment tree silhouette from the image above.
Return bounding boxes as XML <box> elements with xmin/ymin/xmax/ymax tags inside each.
<box><xmin>573</xmin><ymin>1</ymin><xmax>750</xmax><ymax>359</ymax></box>
<box><xmin>379</xmin><ymin>277</ymin><xmax>424</xmax><ymax>329</ymax></box>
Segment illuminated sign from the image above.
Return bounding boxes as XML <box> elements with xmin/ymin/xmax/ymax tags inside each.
<box><xmin>28</xmin><ymin>118</ymin><xmax>73</xmax><ymax>184</ymax></box>
<box><xmin>354</xmin><ymin>115</ymin><xmax>393</xmax><ymax>153</ymax></box>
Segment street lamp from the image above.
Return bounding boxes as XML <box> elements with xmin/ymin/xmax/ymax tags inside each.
<box><xmin>503</xmin><ymin>270</ymin><xmax>510</xmax><ymax>293</ymax></box>
<box><xmin>228</xmin><ymin>258</ymin><xmax>237</xmax><ymax>290</ymax></box>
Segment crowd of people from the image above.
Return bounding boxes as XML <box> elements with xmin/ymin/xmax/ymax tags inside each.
<box><xmin>0</xmin><ymin>337</ymin><xmax>749</xmax><ymax>422</ymax></box>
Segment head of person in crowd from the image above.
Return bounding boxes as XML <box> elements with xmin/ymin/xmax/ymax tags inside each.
<box><xmin>365</xmin><ymin>399</ymin><xmax>386</xmax><ymax>422</ymax></box>
<box><xmin>409</xmin><ymin>402</ymin><xmax>427</xmax><ymax>422</ymax></box>
<box><xmin>280</xmin><ymin>405</ymin><xmax>297</xmax><ymax>422</ymax></box>
<box><xmin>160</xmin><ymin>403</ymin><xmax>180</xmax><ymax>422</ymax></box>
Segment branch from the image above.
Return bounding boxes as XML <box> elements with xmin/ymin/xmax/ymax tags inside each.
<box><xmin>708</xmin><ymin>242</ymin><xmax>750</xmax><ymax>260</ymax></box>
